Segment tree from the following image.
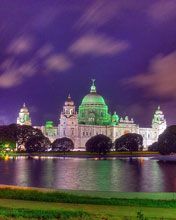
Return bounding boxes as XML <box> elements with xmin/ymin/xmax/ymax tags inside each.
<box><xmin>0</xmin><ymin>124</ymin><xmax>17</xmax><ymax>153</ymax></box>
<box><xmin>0</xmin><ymin>124</ymin><xmax>50</xmax><ymax>152</ymax></box>
<box><xmin>86</xmin><ymin>134</ymin><xmax>112</xmax><ymax>156</ymax></box>
<box><xmin>148</xmin><ymin>142</ymin><xmax>158</xmax><ymax>152</ymax></box>
<box><xmin>52</xmin><ymin>137</ymin><xmax>74</xmax><ymax>153</ymax></box>
<box><xmin>157</xmin><ymin>125</ymin><xmax>176</xmax><ymax>155</ymax></box>
<box><xmin>25</xmin><ymin>135</ymin><xmax>51</xmax><ymax>153</ymax></box>
<box><xmin>115</xmin><ymin>133</ymin><xmax>143</xmax><ymax>152</ymax></box>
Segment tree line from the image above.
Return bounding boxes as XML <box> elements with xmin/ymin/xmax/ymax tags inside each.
<box><xmin>0</xmin><ymin>123</ymin><xmax>176</xmax><ymax>155</ymax></box>
<box><xmin>0</xmin><ymin>124</ymin><xmax>74</xmax><ymax>153</ymax></box>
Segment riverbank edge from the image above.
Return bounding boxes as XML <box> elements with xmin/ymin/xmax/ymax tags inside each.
<box><xmin>7</xmin><ymin>151</ymin><xmax>159</xmax><ymax>158</ymax></box>
<box><xmin>0</xmin><ymin>184</ymin><xmax>176</xmax><ymax>202</ymax></box>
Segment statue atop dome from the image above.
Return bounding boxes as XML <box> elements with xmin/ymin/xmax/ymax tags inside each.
<box><xmin>90</xmin><ymin>79</ymin><xmax>96</xmax><ymax>93</ymax></box>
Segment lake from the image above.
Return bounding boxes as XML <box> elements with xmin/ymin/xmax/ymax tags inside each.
<box><xmin>0</xmin><ymin>156</ymin><xmax>176</xmax><ymax>192</ymax></box>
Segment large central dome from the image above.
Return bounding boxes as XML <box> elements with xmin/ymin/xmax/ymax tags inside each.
<box><xmin>78</xmin><ymin>80</ymin><xmax>112</xmax><ymax>125</ymax></box>
<box><xmin>81</xmin><ymin>82</ymin><xmax>106</xmax><ymax>106</ymax></box>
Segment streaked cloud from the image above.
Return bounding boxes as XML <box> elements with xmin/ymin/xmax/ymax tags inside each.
<box><xmin>36</xmin><ymin>44</ymin><xmax>54</xmax><ymax>58</ymax></box>
<box><xmin>76</xmin><ymin>1</ymin><xmax>120</xmax><ymax>28</ymax></box>
<box><xmin>148</xmin><ymin>0</ymin><xmax>176</xmax><ymax>23</ymax></box>
<box><xmin>6</xmin><ymin>36</ymin><xmax>34</xmax><ymax>55</ymax></box>
<box><xmin>45</xmin><ymin>54</ymin><xmax>73</xmax><ymax>72</ymax></box>
<box><xmin>69</xmin><ymin>34</ymin><xmax>129</xmax><ymax>56</ymax></box>
<box><xmin>126</xmin><ymin>51</ymin><xmax>176</xmax><ymax>98</ymax></box>
<box><xmin>0</xmin><ymin>59</ymin><xmax>36</xmax><ymax>88</ymax></box>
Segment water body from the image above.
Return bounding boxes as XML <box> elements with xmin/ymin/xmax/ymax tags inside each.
<box><xmin>0</xmin><ymin>157</ymin><xmax>176</xmax><ymax>192</ymax></box>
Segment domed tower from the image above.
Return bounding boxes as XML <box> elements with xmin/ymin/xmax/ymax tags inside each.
<box><xmin>17</xmin><ymin>103</ymin><xmax>32</xmax><ymax>126</ymax></box>
<box><xmin>152</xmin><ymin>106</ymin><xmax>167</xmax><ymax>134</ymax></box>
<box><xmin>62</xmin><ymin>94</ymin><xmax>76</xmax><ymax>117</ymax></box>
<box><xmin>78</xmin><ymin>80</ymin><xmax>111</xmax><ymax>125</ymax></box>
<box><xmin>111</xmin><ymin>112</ymin><xmax>119</xmax><ymax>126</ymax></box>
<box><xmin>59</xmin><ymin>94</ymin><xmax>78</xmax><ymax>140</ymax></box>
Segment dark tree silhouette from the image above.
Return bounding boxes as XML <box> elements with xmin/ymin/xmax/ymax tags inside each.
<box><xmin>52</xmin><ymin>137</ymin><xmax>74</xmax><ymax>153</ymax></box>
<box><xmin>86</xmin><ymin>134</ymin><xmax>112</xmax><ymax>156</ymax></box>
<box><xmin>16</xmin><ymin>125</ymin><xmax>44</xmax><ymax>150</ymax></box>
<box><xmin>115</xmin><ymin>133</ymin><xmax>143</xmax><ymax>152</ymax></box>
<box><xmin>25</xmin><ymin>135</ymin><xmax>51</xmax><ymax>153</ymax></box>
<box><xmin>157</xmin><ymin>125</ymin><xmax>176</xmax><ymax>155</ymax></box>
<box><xmin>148</xmin><ymin>142</ymin><xmax>158</xmax><ymax>152</ymax></box>
<box><xmin>0</xmin><ymin>124</ymin><xmax>17</xmax><ymax>152</ymax></box>
<box><xmin>0</xmin><ymin>124</ymin><xmax>50</xmax><ymax>152</ymax></box>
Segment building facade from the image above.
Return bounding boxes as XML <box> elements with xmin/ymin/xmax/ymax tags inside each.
<box><xmin>17</xmin><ymin>81</ymin><xmax>167</xmax><ymax>150</ymax></box>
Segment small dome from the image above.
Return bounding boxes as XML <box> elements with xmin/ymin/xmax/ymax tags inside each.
<box><xmin>20</xmin><ymin>103</ymin><xmax>29</xmax><ymax>113</ymax></box>
<box><xmin>111</xmin><ymin>112</ymin><xmax>119</xmax><ymax>125</ymax></box>
<box><xmin>65</xmin><ymin>94</ymin><xmax>74</xmax><ymax>106</ymax></box>
<box><xmin>155</xmin><ymin>106</ymin><xmax>163</xmax><ymax>115</ymax></box>
<box><xmin>45</xmin><ymin>121</ymin><xmax>54</xmax><ymax>128</ymax></box>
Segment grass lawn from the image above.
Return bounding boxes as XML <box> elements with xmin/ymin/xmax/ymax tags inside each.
<box><xmin>58</xmin><ymin>190</ymin><xmax>176</xmax><ymax>200</ymax></box>
<box><xmin>0</xmin><ymin>198</ymin><xmax>176</xmax><ymax>220</ymax></box>
<box><xmin>0</xmin><ymin>186</ymin><xmax>175</xmax><ymax>219</ymax></box>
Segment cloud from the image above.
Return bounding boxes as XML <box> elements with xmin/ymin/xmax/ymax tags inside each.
<box><xmin>0</xmin><ymin>41</ymin><xmax>74</xmax><ymax>89</ymax></box>
<box><xmin>0</xmin><ymin>59</ymin><xmax>36</xmax><ymax>88</ymax></box>
<box><xmin>0</xmin><ymin>71</ymin><xmax>20</xmax><ymax>88</ymax></box>
<box><xmin>76</xmin><ymin>1</ymin><xmax>120</xmax><ymax>28</ymax></box>
<box><xmin>69</xmin><ymin>34</ymin><xmax>129</xmax><ymax>56</ymax></box>
<box><xmin>45</xmin><ymin>54</ymin><xmax>73</xmax><ymax>72</ymax></box>
<box><xmin>126</xmin><ymin>51</ymin><xmax>176</xmax><ymax>98</ymax></box>
<box><xmin>7</xmin><ymin>36</ymin><xmax>34</xmax><ymax>55</ymax></box>
<box><xmin>36</xmin><ymin>44</ymin><xmax>54</xmax><ymax>58</ymax></box>
<box><xmin>148</xmin><ymin>0</ymin><xmax>176</xmax><ymax>23</ymax></box>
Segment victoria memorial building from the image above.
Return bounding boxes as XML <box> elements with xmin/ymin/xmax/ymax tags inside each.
<box><xmin>17</xmin><ymin>80</ymin><xmax>167</xmax><ymax>150</ymax></box>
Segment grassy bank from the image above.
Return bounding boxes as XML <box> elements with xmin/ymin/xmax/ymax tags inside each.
<box><xmin>0</xmin><ymin>186</ymin><xmax>175</xmax><ymax>219</ymax></box>
<box><xmin>0</xmin><ymin>198</ymin><xmax>176</xmax><ymax>219</ymax></box>
<box><xmin>0</xmin><ymin>205</ymin><xmax>90</xmax><ymax>220</ymax></box>
<box><xmin>0</xmin><ymin>185</ymin><xmax>175</xmax><ymax>208</ymax></box>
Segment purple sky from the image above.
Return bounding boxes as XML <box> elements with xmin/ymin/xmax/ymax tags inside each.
<box><xmin>0</xmin><ymin>0</ymin><xmax>176</xmax><ymax>127</ymax></box>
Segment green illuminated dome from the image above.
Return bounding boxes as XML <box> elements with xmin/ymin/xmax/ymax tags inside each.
<box><xmin>78</xmin><ymin>80</ymin><xmax>112</xmax><ymax>125</ymax></box>
<box><xmin>81</xmin><ymin>80</ymin><xmax>105</xmax><ymax>105</ymax></box>
<box><xmin>81</xmin><ymin>93</ymin><xmax>105</xmax><ymax>105</ymax></box>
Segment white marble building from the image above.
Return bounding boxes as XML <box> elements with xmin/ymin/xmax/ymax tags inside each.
<box><xmin>17</xmin><ymin>81</ymin><xmax>167</xmax><ymax>150</ymax></box>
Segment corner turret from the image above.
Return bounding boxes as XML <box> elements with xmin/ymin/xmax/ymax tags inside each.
<box><xmin>152</xmin><ymin>106</ymin><xmax>167</xmax><ymax>134</ymax></box>
<box><xmin>111</xmin><ymin>112</ymin><xmax>119</xmax><ymax>125</ymax></box>
<box><xmin>17</xmin><ymin>103</ymin><xmax>32</xmax><ymax>126</ymax></box>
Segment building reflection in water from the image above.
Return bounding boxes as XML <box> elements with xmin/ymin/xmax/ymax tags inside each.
<box><xmin>0</xmin><ymin>156</ymin><xmax>175</xmax><ymax>191</ymax></box>
<box><xmin>14</xmin><ymin>157</ymin><xmax>29</xmax><ymax>186</ymax></box>
<box><xmin>157</xmin><ymin>161</ymin><xmax>176</xmax><ymax>192</ymax></box>
<box><xmin>140</xmin><ymin>159</ymin><xmax>163</xmax><ymax>191</ymax></box>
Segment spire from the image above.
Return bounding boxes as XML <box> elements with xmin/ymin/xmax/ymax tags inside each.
<box><xmin>67</xmin><ymin>94</ymin><xmax>71</xmax><ymax>101</ymax></box>
<box><xmin>23</xmin><ymin>103</ymin><xmax>26</xmax><ymax>108</ymax></box>
<box><xmin>158</xmin><ymin>105</ymin><xmax>160</xmax><ymax>110</ymax></box>
<box><xmin>90</xmin><ymin>79</ymin><xmax>96</xmax><ymax>93</ymax></box>
<box><xmin>65</xmin><ymin>93</ymin><xmax>74</xmax><ymax>106</ymax></box>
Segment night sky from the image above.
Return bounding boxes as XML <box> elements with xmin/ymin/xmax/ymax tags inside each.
<box><xmin>0</xmin><ymin>0</ymin><xmax>176</xmax><ymax>127</ymax></box>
